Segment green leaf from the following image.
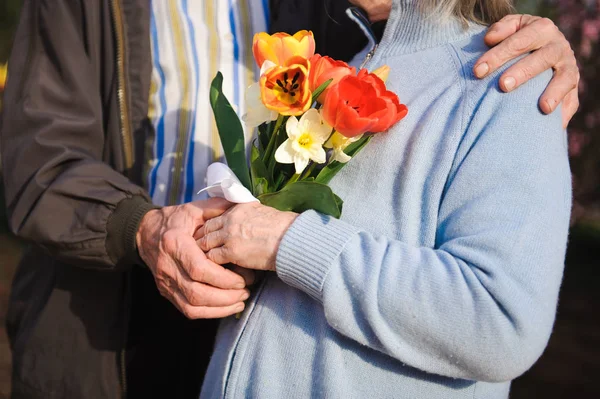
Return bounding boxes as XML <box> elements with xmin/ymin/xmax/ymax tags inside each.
<box><xmin>250</xmin><ymin>145</ymin><xmax>270</xmax><ymax>195</ymax></box>
<box><xmin>210</xmin><ymin>72</ymin><xmax>251</xmax><ymax>190</ymax></box>
<box><xmin>315</xmin><ymin>135</ymin><xmax>372</xmax><ymax>185</ymax></box>
<box><xmin>266</xmin><ymin>116</ymin><xmax>291</xmax><ymax>181</ymax></box>
<box><xmin>312</xmin><ymin>78</ymin><xmax>333</xmax><ymax>103</ymax></box>
<box><xmin>258</xmin><ymin>181</ymin><xmax>343</xmax><ymax>218</ymax></box>
<box><xmin>333</xmin><ymin>193</ymin><xmax>343</xmax><ymax>214</ymax></box>
<box><xmin>257</xmin><ymin>121</ymin><xmax>272</xmax><ymax>152</ymax></box>
<box><xmin>254</xmin><ymin>178</ymin><xmax>269</xmax><ymax>196</ymax></box>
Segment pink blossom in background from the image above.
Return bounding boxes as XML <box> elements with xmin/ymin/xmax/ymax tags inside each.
<box><xmin>536</xmin><ymin>0</ymin><xmax>600</xmax><ymax>223</ymax></box>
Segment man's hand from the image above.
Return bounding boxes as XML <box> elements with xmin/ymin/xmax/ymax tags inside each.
<box><xmin>136</xmin><ymin>198</ymin><xmax>252</xmax><ymax>319</ymax></box>
<box><xmin>197</xmin><ymin>202</ymin><xmax>298</xmax><ymax>272</ymax></box>
<box><xmin>474</xmin><ymin>14</ymin><xmax>580</xmax><ymax>127</ymax></box>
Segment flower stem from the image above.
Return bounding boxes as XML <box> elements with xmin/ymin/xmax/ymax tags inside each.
<box><xmin>284</xmin><ymin>173</ymin><xmax>301</xmax><ymax>187</ymax></box>
<box><xmin>264</xmin><ymin>114</ymin><xmax>285</xmax><ymax>163</ymax></box>
<box><xmin>301</xmin><ymin>162</ymin><xmax>317</xmax><ymax>180</ymax></box>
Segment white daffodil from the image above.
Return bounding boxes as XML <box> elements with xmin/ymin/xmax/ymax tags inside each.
<box><xmin>259</xmin><ymin>60</ymin><xmax>277</xmax><ymax>76</ymax></box>
<box><xmin>242</xmin><ymin>60</ymin><xmax>279</xmax><ymax>128</ymax></box>
<box><xmin>324</xmin><ymin>131</ymin><xmax>363</xmax><ymax>163</ymax></box>
<box><xmin>275</xmin><ymin>108</ymin><xmax>333</xmax><ymax>174</ymax></box>
<box><xmin>242</xmin><ymin>82</ymin><xmax>278</xmax><ymax>127</ymax></box>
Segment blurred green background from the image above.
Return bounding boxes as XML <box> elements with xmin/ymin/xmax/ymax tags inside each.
<box><xmin>0</xmin><ymin>0</ymin><xmax>598</xmax><ymax>397</ymax></box>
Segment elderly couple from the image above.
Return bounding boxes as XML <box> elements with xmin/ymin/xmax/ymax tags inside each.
<box><xmin>1</xmin><ymin>0</ymin><xmax>574</xmax><ymax>398</ymax></box>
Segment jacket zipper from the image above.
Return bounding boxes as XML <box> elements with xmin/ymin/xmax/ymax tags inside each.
<box><xmin>110</xmin><ymin>0</ymin><xmax>135</xmax><ymax>170</ymax></box>
<box><xmin>222</xmin><ymin>280</ymin><xmax>268</xmax><ymax>398</ymax></box>
<box><xmin>109</xmin><ymin>1</ymin><xmax>132</xmax><ymax>397</ymax></box>
<box><xmin>359</xmin><ymin>45</ymin><xmax>378</xmax><ymax>70</ymax></box>
<box><xmin>346</xmin><ymin>7</ymin><xmax>379</xmax><ymax>70</ymax></box>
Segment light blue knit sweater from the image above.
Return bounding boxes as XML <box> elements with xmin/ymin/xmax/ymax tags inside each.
<box><xmin>201</xmin><ymin>2</ymin><xmax>572</xmax><ymax>398</ymax></box>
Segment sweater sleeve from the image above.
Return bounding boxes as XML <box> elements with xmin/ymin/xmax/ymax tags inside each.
<box><xmin>276</xmin><ymin>69</ymin><xmax>572</xmax><ymax>382</ymax></box>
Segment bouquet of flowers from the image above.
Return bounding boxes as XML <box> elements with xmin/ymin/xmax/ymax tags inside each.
<box><xmin>204</xmin><ymin>30</ymin><xmax>407</xmax><ymax>218</ymax></box>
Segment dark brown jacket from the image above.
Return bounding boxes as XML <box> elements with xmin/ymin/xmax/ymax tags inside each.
<box><xmin>0</xmin><ymin>0</ymin><xmax>367</xmax><ymax>398</ymax></box>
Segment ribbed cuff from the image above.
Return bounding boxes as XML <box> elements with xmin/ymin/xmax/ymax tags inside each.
<box><xmin>106</xmin><ymin>195</ymin><xmax>160</xmax><ymax>269</ymax></box>
<box><xmin>276</xmin><ymin>210</ymin><xmax>359</xmax><ymax>302</ymax></box>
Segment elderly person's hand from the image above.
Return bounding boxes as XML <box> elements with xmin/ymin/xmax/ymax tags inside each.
<box><xmin>136</xmin><ymin>198</ymin><xmax>254</xmax><ymax>319</ymax></box>
<box><xmin>349</xmin><ymin>0</ymin><xmax>579</xmax><ymax>127</ymax></box>
<box><xmin>196</xmin><ymin>202</ymin><xmax>298</xmax><ymax>271</ymax></box>
<box><xmin>474</xmin><ymin>14</ymin><xmax>579</xmax><ymax>127</ymax></box>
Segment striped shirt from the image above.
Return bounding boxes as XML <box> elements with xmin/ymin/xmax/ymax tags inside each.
<box><xmin>147</xmin><ymin>0</ymin><xmax>269</xmax><ymax>205</ymax></box>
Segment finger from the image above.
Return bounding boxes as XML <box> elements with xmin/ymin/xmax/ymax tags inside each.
<box><xmin>189</xmin><ymin>197</ymin><xmax>234</xmax><ymax>224</ymax></box>
<box><xmin>560</xmin><ymin>88</ymin><xmax>579</xmax><ymax>128</ymax></box>
<box><xmin>538</xmin><ymin>61</ymin><xmax>579</xmax><ymax>112</ymax></box>
<box><xmin>195</xmin><ymin>215</ymin><xmax>225</xmax><ymax>240</ymax></box>
<box><xmin>171</xmin><ymin>289</ymin><xmax>246</xmax><ymax>319</ymax></box>
<box><xmin>177</xmin><ymin>274</ymin><xmax>250</xmax><ymax>307</ymax></box>
<box><xmin>229</xmin><ymin>265</ymin><xmax>257</xmax><ymax>286</ymax></box>
<box><xmin>497</xmin><ymin>43</ymin><xmax>562</xmax><ymax>92</ymax></box>
<box><xmin>484</xmin><ymin>14</ymin><xmax>526</xmax><ymax>47</ymax></box>
<box><xmin>476</xmin><ymin>16</ymin><xmax>551</xmax><ymax>78</ymax></box>
<box><xmin>206</xmin><ymin>246</ymin><xmax>233</xmax><ymax>267</ymax></box>
<box><xmin>197</xmin><ymin>230</ymin><xmax>226</xmax><ymax>252</ymax></box>
<box><xmin>177</xmin><ymin>236</ymin><xmax>246</xmax><ymax>289</ymax></box>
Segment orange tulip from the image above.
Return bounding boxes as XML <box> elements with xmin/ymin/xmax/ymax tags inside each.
<box><xmin>309</xmin><ymin>54</ymin><xmax>356</xmax><ymax>103</ymax></box>
<box><xmin>253</xmin><ymin>31</ymin><xmax>315</xmax><ymax>68</ymax></box>
<box><xmin>260</xmin><ymin>61</ymin><xmax>312</xmax><ymax>116</ymax></box>
<box><xmin>322</xmin><ymin>69</ymin><xmax>407</xmax><ymax>137</ymax></box>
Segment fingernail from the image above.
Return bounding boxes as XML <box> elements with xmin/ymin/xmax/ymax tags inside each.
<box><xmin>474</xmin><ymin>62</ymin><xmax>489</xmax><ymax>78</ymax></box>
<box><xmin>546</xmin><ymin>98</ymin><xmax>557</xmax><ymax>112</ymax></box>
<box><xmin>503</xmin><ymin>77</ymin><xmax>516</xmax><ymax>91</ymax></box>
<box><xmin>235</xmin><ymin>281</ymin><xmax>246</xmax><ymax>289</ymax></box>
<box><xmin>235</xmin><ymin>303</ymin><xmax>245</xmax><ymax>312</ymax></box>
<box><xmin>241</xmin><ymin>290</ymin><xmax>251</xmax><ymax>301</ymax></box>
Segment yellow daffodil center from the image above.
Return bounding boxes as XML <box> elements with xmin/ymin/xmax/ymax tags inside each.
<box><xmin>297</xmin><ymin>133</ymin><xmax>313</xmax><ymax>148</ymax></box>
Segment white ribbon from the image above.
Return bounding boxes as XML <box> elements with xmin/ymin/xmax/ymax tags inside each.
<box><xmin>198</xmin><ymin>162</ymin><xmax>259</xmax><ymax>203</ymax></box>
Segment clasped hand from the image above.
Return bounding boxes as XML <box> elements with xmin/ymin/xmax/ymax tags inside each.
<box><xmin>196</xmin><ymin>202</ymin><xmax>298</xmax><ymax>272</ymax></box>
<box><xmin>137</xmin><ymin>198</ymin><xmax>256</xmax><ymax>319</ymax></box>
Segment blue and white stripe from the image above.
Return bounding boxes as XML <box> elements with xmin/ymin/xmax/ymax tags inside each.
<box><xmin>148</xmin><ymin>0</ymin><xmax>269</xmax><ymax>205</ymax></box>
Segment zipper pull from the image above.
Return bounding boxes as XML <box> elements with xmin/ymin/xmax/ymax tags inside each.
<box><xmin>359</xmin><ymin>45</ymin><xmax>378</xmax><ymax>70</ymax></box>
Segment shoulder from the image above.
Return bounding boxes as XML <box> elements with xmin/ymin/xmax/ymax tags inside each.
<box><xmin>445</xmin><ymin>28</ymin><xmax>567</xmax><ymax>176</ymax></box>
<box><xmin>447</xmin><ymin>27</ymin><xmax>555</xmax><ymax>115</ymax></box>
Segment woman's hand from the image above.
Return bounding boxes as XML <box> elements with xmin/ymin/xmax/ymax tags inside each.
<box><xmin>475</xmin><ymin>14</ymin><xmax>580</xmax><ymax>127</ymax></box>
<box><xmin>196</xmin><ymin>203</ymin><xmax>298</xmax><ymax>271</ymax></box>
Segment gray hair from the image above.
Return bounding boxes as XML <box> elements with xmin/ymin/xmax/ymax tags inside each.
<box><xmin>421</xmin><ymin>0</ymin><xmax>516</xmax><ymax>25</ymax></box>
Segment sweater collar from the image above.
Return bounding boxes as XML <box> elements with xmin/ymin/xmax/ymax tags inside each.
<box><xmin>375</xmin><ymin>0</ymin><xmax>483</xmax><ymax>56</ymax></box>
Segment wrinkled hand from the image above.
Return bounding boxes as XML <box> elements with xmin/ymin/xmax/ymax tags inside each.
<box><xmin>474</xmin><ymin>14</ymin><xmax>579</xmax><ymax>127</ymax></box>
<box><xmin>197</xmin><ymin>202</ymin><xmax>298</xmax><ymax>272</ymax></box>
<box><xmin>136</xmin><ymin>198</ymin><xmax>253</xmax><ymax>319</ymax></box>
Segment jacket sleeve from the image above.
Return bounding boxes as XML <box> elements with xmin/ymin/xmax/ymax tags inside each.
<box><xmin>0</xmin><ymin>0</ymin><xmax>156</xmax><ymax>270</ymax></box>
<box><xmin>275</xmin><ymin>70</ymin><xmax>572</xmax><ymax>382</ymax></box>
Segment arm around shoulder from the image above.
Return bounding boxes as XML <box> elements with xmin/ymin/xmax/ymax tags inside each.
<box><xmin>275</xmin><ymin>68</ymin><xmax>571</xmax><ymax>382</ymax></box>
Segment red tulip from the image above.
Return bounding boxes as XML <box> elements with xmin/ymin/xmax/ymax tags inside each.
<box><xmin>322</xmin><ymin>69</ymin><xmax>408</xmax><ymax>137</ymax></box>
<box><xmin>308</xmin><ymin>54</ymin><xmax>356</xmax><ymax>103</ymax></box>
